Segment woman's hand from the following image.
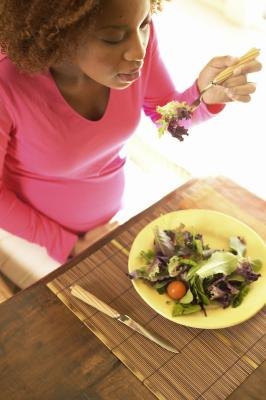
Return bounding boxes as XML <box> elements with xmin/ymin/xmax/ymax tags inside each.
<box><xmin>70</xmin><ymin>220</ymin><xmax>119</xmax><ymax>258</ymax></box>
<box><xmin>197</xmin><ymin>54</ymin><xmax>262</xmax><ymax>105</ymax></box>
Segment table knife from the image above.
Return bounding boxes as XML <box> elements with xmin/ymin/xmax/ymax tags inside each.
<box><xmin>70</xmin><ymin>284</ymin><xmax>179</xmax><ymax>354</ymax></box>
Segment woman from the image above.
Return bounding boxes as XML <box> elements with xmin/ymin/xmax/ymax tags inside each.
<box><xmin>0</xmin><ymin>0</ymin><xmax>261</xmax><ymax>288</ymax></box>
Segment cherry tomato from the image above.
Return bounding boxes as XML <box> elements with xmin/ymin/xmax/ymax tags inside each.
<box><xmin>166</xmin><ymin>280</ymin><xmax>187</xmax><ymax>300</ymax></box>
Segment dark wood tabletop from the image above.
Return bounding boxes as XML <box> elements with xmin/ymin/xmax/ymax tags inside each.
<box><xmin>0</xmin><ymin>176</ymin><xmax>265</xmax><ymax>400</ymax></box>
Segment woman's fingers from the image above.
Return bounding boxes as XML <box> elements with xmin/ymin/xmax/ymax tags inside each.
<box><xmin>208</xmin><ymin>55</ymin><xmax>239</xmax><ymax>70</ymax></box>
<box><xmin>222</xmin><ymin>60</ymin><xmax>261</xmax><ymax>88</ymax></box>
<box><xmin>225</xmin><ymin>83</ymin><xmax>256</xmax><ymax>101</ymax></box>
<box><xmin>211</xmin><ymin>57</ymin><xmax>262</xmax><ymax>75</ymax></box>
<box><xmin>84</xmin><ymin>220</ymin><xmax>119</xmax><ymax>243</ymax></box>
<box><xmin>227</xmin><ymin>94</ymin><xmax>251</xmax><ymax>103</ymax></box>
<box><xmin>223</xmin><ymin>75</ymin><xmax>247</xmax><ymax>88</ymax></box>
<box><xmin>233</xmin><ymin>60</ymin><xmax>262</xmax><ymax>76</ymax></box>
<box><xmin>203</xmin><ymin>81</ymin><xmax>256</xmax><ymax>104</ymax></box>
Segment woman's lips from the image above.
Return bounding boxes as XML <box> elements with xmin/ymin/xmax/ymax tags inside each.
<box><xmin>117</xmin><ymin>70</ymin><xmax>141</xmax><ymax>83</ymax></box>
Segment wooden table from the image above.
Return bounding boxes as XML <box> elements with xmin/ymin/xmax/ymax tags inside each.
<box><xmin>0</xmin><ymin>176</ymin><xmax>265</xmax><ymax>400</ymax></box>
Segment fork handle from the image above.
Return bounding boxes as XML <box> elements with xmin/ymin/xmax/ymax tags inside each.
<box><xmin>212</xmin><ymin>47</ymin><xmax>260</xmax><ymax>86</ymax></box>
<box><xmin>70</xmin><ymin>284</ymin><xmax>120</xmax><ymax>319</ymax></box>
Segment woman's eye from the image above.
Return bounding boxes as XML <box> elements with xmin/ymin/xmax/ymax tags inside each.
<box><xmin>102</xmin><ymin>39</ymin><xmax>123</xmax><ymax>45</ymax></box>
<box><xmin>99</xmin><ymin>32</ymin><xmax>125</xmax><ymax>45</ymax></box>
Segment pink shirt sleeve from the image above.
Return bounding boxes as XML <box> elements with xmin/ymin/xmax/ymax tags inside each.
<box><xmin>142</xmin><ymin>23</ymin><xmax>217</xmax><ymax>126</ymax></box>
<box><xmin>0</xmin><ymin>98</ymin><xmax>78</xmax><ymax>263</ymax></box>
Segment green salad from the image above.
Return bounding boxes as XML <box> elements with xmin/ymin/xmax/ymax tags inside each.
<box><xmin>156</xmin><ymin>101</ymin><xmax>193</xmax><ymax>141</ymax></box>
<box><xmin>128</xmin><ymin>224</ymin><xmax>262</xmax><ymax>317</ymax></box>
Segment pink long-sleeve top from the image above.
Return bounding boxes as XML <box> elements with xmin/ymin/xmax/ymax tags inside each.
<box><xmin>0</xmin><ymin>23</ymin><xmax>216</xmax><ymax>263</ymax></box>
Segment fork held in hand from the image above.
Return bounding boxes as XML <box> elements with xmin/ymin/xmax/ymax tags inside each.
<box><xmin>191</xmin><ymin>47</ymin><xmax>260</xmax><ymax>111</ymax></box>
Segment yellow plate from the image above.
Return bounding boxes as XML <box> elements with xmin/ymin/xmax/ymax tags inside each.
<box><xmin>128</xmin><ymin>209</ymin><xmax>266</xmax><ymax>329</ymax></box>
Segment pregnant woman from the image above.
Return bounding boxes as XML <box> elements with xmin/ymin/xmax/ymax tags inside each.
<box><xmin>0</xmin><ymin>0</ymin><xmax>261</xmax><ymax>288</ymax></box>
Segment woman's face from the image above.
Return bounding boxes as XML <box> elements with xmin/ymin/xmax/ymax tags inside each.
<box><xmin>75</xmin><ymin>0</ymin><xmax>151</xmax><ymax>89</ymax></box>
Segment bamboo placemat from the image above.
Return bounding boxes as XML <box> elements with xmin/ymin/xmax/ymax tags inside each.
<box><xmin>47</xmin><ymin>191</ymin><xmax>266</xmax><ymax>400</ymax></box>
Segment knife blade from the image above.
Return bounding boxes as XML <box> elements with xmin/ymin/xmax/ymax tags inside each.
<box><xmin>70</xmin><ymin>284</ymin><xmax>179</xmax><ymax>354</ymax></box>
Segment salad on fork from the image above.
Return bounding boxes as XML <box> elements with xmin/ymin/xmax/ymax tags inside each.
<box><xmin>156</xmin><ymin>48</ymin><xmax>260</xmax><ymax>142</ymax></box>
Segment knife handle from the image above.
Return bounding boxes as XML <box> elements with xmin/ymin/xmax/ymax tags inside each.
<box><xmin>70</xmin><ymin>284</ymin><xmax>120</xmax><ymax>319</ymax></box>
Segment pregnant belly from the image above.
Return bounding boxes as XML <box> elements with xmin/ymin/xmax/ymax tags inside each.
<box><xmin>12</xmin><ymin>166</ymin><xmax>125</xmax><ymax>233</ymax></box>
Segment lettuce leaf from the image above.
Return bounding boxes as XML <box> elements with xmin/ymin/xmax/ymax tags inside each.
<box><xmin>229</xmin><ymin>236</ymin><xmax>246</xmax><ymax>256</ymax></box>
<box><xmin>172</xmin><ymin>302</ymin><xmax>201</xmax><ymax>316</ymax></box>
<box><xmin>196</xmin><ymin>251</ymin><xmax>239</xmax><ymax>279</ymax></box>
<box><xmin>167</xmin><ymin>255</ymin><xmax>180</xmax><ymax>277</ymax></box>
<box><xmin>154</xmin><ymin>227</ymin><xmax>175</xmax><ymax>257</ymax></box>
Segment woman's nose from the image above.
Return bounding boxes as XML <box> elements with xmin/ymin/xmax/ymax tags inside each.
<box><xmin>123</xmin><ymin>32</ymin><xmax>147</xmax><ymax>62</ymax></box>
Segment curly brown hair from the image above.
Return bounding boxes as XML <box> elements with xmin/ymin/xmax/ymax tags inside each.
<box><xmin>0</xmin><ymin>0</ymin><xmax>166</xmax><ymax>73</ymax></box>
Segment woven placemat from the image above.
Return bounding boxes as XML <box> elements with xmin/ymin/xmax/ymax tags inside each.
<box><xmin>47</xmin><ymin>198</ymin><xmax>266</xmax><ymax>400</ymax></box>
